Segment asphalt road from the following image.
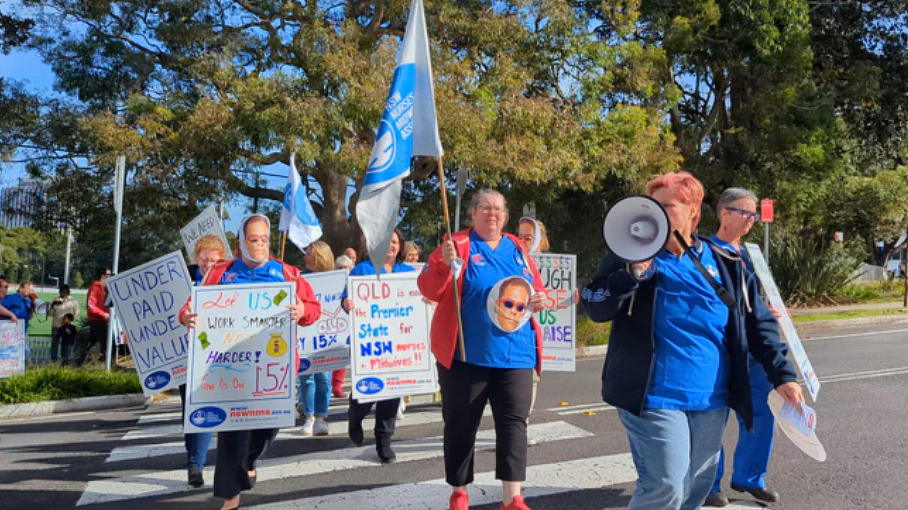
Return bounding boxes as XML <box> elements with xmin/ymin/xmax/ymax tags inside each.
<box><xmin>1</xmin><ymin>322</ymin><xmax>907</xmax><ymax>510</ymax></box>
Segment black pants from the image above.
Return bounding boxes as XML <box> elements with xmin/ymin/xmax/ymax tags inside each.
<box><xmin>213</xmin><ymin>428</ymin><xmax>278</xmax><ymax>499</ymax></box>
<box><xmin>74</xmin><ymin>321</ymin><xmax>108</xmax><ymax>367</ymax></box>
<box><xmin>438</xmin><ymin>361</ymin><xmax>533</xmax><ymax>486</ymax></box>
<box><xmin>50</xmin><ymin>327</ymin><xmax>61</xmax><ymax>361</ymax></box>
<box><xmin>348</xmin><ymin>396</ymin><xmax>400</xmax><ymax>438</ymax></box>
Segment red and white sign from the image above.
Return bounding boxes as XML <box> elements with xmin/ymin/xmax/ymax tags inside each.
<box><xmin>761</xmin><ymin>199</ymin><xmax>774</xmax><ymax>223</ymax></box>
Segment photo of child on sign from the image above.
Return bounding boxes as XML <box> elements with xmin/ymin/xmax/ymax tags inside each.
<box><xmin>486</xmin><ymin>276</ymin><xmax>533</xmax><ymax>333</ymax></box>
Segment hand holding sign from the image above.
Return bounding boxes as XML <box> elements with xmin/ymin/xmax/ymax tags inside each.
<box><xmin>287</xmin><ymin>300</ymin><xmax>306</xmax><ymax>322</ymax></box>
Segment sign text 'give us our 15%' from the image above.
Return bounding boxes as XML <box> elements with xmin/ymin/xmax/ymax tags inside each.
<box><xmin>185</xmin><ymin>282</ymin><xmax>297</xmax><ymax>433</ymax></box>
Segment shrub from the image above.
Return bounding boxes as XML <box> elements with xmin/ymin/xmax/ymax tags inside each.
<box><xmin>0</xmin><ymin>366</ymin><xmax>141</xmax><ymax>404</ymax></box>
<box><xmin>770</xmin><ymin>233</ymin><xmax>862</xmax><ymax>306</ymax></box>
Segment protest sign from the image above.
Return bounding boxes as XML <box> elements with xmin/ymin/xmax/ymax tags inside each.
<box><xmin>0</xmin><ymin>322</ymin><xmax>26</xmax><ymax>378</ymax></box>
<box><xmin>297</xmin><ymin>270</ymin><xmax>351</xmax><ymax>375</ymax></box>
<box><xmin>745</xmin><ymin>243</ymin><xmax>821</xmax><ymax>401</ymax></box>
<box><xmin>348</xmin><ymin>273</ymin><xmax>436</xmax><ymax>401</ymax></box>
<box><xmin>180</xmin><ymin>205</ymin><xmax>233</xmax><ymax>264</ymax></box>
<box><xmin>532</xmin><ymin>254</ymin><xmax>577</xmax><ymax>372</ymax></box>
<box><xmin>107</xmin><ymin>251</ymin><xmax>193</xmax><ymax>395</ymax></box>
<box><xmin>185</xmin><ymin>282</ymin><xmax>297</xmax><ymax>433</ymax></box>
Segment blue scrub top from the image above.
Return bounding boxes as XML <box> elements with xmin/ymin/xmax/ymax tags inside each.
<box><xmin>646</xmin><ymin>241</ymin><xmax>729</xmax><ymax>410</ymax></box>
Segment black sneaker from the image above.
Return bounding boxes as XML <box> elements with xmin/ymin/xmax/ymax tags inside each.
<box><xmin>376</xmin><ymin>436</ymin><xmax>396</xmax><ymax>464</ymax></box>
<box><xmin>704</xmin><ymin>492</ymin><xmax>729</xmax><ymax>507</ymax></box>
<box><xmin>188</xmin><ymin>466</ymin><xmax>204</xmax><ymax>488</ymax></box>
<box><xmin>731</xmin><ymin>483</ymin><xmax>780</xmax><ymax>503</ymax></box>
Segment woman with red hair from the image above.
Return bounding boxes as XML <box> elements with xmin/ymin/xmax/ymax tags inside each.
<box><xmin>581</xmin><ymin>172</ymin><xmax>804</xmax><ymax>510</ymax></box>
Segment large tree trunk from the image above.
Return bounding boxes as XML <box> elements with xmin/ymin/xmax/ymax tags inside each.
<box><xmin>314</xmin><ymin>168</ymin><xmax>362</xmax><ymax>259</ymax></box>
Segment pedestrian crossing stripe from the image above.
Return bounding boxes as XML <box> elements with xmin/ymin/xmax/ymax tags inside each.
<box><xmin>77</xmin><ymin>420</ymin><xmax>591</xmax><ymax>506</ymax></box>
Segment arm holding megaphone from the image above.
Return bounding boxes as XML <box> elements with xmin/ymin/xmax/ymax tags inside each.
<box><xmin>581</xmin><ymin>255</ymin><xmax>651</xmax><ymax>322</ymax></box>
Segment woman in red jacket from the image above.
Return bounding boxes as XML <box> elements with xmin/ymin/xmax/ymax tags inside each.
<box><xmin>181</xmin><ymin>214</ymin><xmax>320</xmax><ymax>510</ymax></box>
<box><xmin>418</xmin><ymin>190</ymin><xmax>546</xmax><ymax>510</ymax></box>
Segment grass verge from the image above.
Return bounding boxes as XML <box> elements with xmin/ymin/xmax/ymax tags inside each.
<box><xmin>791</xmin><ymin>308</ymin><xmax>908</xmax><ymax>323</ymax></box>
<box><xmin>576</xmin><ymin>315</ymin><xmax>610</xmax><ymax>348</ymax></box>
<box><xmin>0</xmin><ymin>366</ymin><xmax>141</xmax><ymax>405</ymax></box>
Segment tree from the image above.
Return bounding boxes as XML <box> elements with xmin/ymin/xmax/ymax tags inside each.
<box><xmin>12</xmin><ymin>0</ymin><xmax>677</xmax><ymax>261</ymax></box>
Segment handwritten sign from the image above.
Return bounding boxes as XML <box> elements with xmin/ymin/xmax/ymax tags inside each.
<box><xmin>297</xmin><ymin>270</ymin><xmax>351</xmax><ymax>375</ymax></box>
<box><xmin>180</xmin><ymin>205</ymin><xmax>233</xmax><ymax>264</ymax></box>
<box><xmin>745</xmin><ymin>243</ymin><xmax>820</xmax><ymax>402</ymax></box>
<box><xmin>107</xmin><ymin>252</ymin><xmax>192</xmax><ymax>396</ymax></box>
<box><xmin>0</xmin><ymin>322</ymin><xmax>26</xmax><ymax>378</ymax></box>
<box><xmin>532</xmin><ymin>254</ymin><xmax>576</xmax><ymax>372</ymax></box>
<box><xmin>185</xmin><ymin>282</ymin><xmax>296</xmax><ymax>433</ymax></box>
<box><xmin>348</xmin><ymin>273</ymin><xmax>437</xmax><ymax>401</ymax></box>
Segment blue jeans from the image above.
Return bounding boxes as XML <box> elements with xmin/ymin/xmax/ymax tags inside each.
<box><xmin>618</xmin><ymin>407</ymin><xmax>727</xmax><ymax>510</ymax></box>
<box><xmin>713</xmin><ymin>363</ymin><xmax>775</xmax><ymax>492</ymax></box>
<box><xmin>178</xmin><ymin>384</ymin><xmax>213</xmax><ymax>469</ymax></box>
<box><xmin>298</xmin><ymin>372</ymin><xmax>330</xmax><ymax>417</ymax></box>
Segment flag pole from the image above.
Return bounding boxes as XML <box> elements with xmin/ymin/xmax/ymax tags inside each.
<box><xmin>279</xmin><ymin>232</ymin><xmax>288</xmax><ymax>262</ymax></box>
<box><xmin>436</xmin><ymin>157</ymin><xmax>467</xmax><ymax>362</ymax></box>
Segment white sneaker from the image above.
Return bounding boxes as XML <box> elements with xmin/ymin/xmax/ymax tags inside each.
<box><xmin>313</xmin><ymin>418</ymin><xmax>330</xmax><ymax>436</ymax></box>
<box><xmin>301</xmin><ymin>416</ymin><xmax>315</xmax><ymax>436</ymax></box>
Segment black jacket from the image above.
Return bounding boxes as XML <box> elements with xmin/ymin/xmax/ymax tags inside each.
<box><xmin>580</xmin><ymin>236</ymin><xmax>797</xmax><ymax>430</ymax></box>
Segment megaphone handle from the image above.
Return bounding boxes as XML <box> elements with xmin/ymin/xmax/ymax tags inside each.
<box><xmin>673</xmin><ymin>231</ymin><xmax>736</xmax><ymax>308</ymax></box>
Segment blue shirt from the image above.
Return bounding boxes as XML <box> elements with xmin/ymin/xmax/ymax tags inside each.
<box><xmin>646</xmin><ymin>241</ymin><xmax>729</xmax><ymax>410</ymax></box>
<box><xmin>1</xmin><ymin>293</ymin><xmax>32</xmax><ymax>334</ymax></box>
<box><xmin>709</xmin><ymin>235</ymin><xmax>753</xmax><ymax>272</ymax></box>
<box><xmin>219</xmin><ymin>258</ymin><xmax>288</xmax><ymax>285</ymax></box>
<box><xmin>341</xmin><ymin>260</ymin><xmax>415</xmax><ymax>300</ymax></box>
<box><xmin>460</xmin><ymin>231</ymin><xmax>536</xmax><ymax>369</ymax></box>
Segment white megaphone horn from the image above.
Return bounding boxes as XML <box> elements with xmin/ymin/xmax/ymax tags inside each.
<box><xmin>602</xmin><ymin>195</ymin><xmax>671</xmax><ymax>262</ymax></box>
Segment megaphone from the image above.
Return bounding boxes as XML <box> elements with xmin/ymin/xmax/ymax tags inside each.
<box><xmin>602</xmin><ymin>195</ymin><xmax>671</xmax><ymax>262</ymax></box>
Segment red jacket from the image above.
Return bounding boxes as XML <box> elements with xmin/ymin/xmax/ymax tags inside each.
<box><xmin>179</xmin><ymin>258</ymin><xmax>322</xmax><ymax>371</ymax></box>
<box><xmin>418</xmin><ymin>229</ymin><xmax>546</xmax><ymax>374</ymax></box>
<box><xmin>86</xmin><ymin>280</ymin><xmax>110</xmax><ymax>323</ymax></box>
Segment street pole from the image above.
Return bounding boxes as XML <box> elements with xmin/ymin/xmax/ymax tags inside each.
<box><xmin>106</xmin><ymin>155</ymin><xmax>125</xmax><ymax>372</ymax></box>
<box><xmin>63</xmin><ymin>226</ymin><xmax>73</xmax><ymax>285</ymax></box>
<box><xmin>764</xmin><ymin>222</ymin><xmax>770</xmax><ymax>266</ymax></box>
<box><xmin>454</xmin><ymin>167</ymin><xmax>466</xmax><ymax>231</ymax></box>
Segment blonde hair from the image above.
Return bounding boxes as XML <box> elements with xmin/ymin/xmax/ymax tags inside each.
<box><xmin>519</xmin><ymin>218</ymin><xmax>550</xmax><ymax>253</ymax></box>
<box><xmin>194</xmin><ymin>234</ymin><xmax>228</xmax><ymax>261</ymax></box>
<box><xmin>403</xmin><ymin>241</ymin><xmax>419</xmax><ymax>260</ymax></box>
<box><xmin>306</xmin><ymin>240</ymin><xmax>335</xmax><ymax>272</ymax></box>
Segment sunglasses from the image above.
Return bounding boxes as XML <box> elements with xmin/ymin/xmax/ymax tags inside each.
<box><xmin>499</xmin><ymin>299</ymin><xmax>527</xmax><ymax>313</ymax></box>
<box><xmin>246</xmin><ymin>235</ymin><xmax>270</xmax><ymax>243</ymax></box>
<box><xmin>725</xmin><ymin>207</ymin><xmax>760</xmax><ymax>220</ymax></box>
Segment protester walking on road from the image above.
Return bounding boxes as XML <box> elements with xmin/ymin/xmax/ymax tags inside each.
<box><xmin>419</xmin><ymin>190</ymin><xmax>547</xmax><ymax>510</ymax></box>
<box><xmin>341</xmin><ymin>230</ymin><xmax>415</xmax><ymax>464</ymax></box>
<box><xmin>180</xmin><ymin>214</ymin><xmax>321</xmax><ymax>510</ymax></box>
<box><xmin>581</xmin><ymin>172</ymin><xmax>804</xmax><ymax>510</ymax></box>
<box><xmin>49</xmin><ymin>285</ymin><xmax>80</xmax><ymax>362</ymax></box>
<box><xmin>298</xmin><ymin>240</ymin><xmax>335</xmax><ymax>437</ymax></box>
<box><xmin>706</xmin><ymin>188</ymin><xmax>783</xmax><ymax>507</ymax></box>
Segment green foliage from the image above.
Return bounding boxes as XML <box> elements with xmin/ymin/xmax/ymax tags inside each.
<box><xmin>73</xmin><ymin>270</ymin><xmax>84</xmax><ymax>289</ymax></box>
<box><xmin>0</xmin><ymin>366</ymin><xmax>141</xmax><ymax>404</ymax></box>
<box><xmin>576</xmin><ymin>314</ymin><xmax>610</xmax><ymax>348</ymax></box>
<box><xmin>770</xmin><ymin>233</ymin><xmax>862</xmax><ymax>306</ymax></box>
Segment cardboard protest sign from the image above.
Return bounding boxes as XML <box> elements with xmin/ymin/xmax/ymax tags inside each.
<box><xmin>0</xmin><ymin>322</ymin><xmax>26</xmax><ymax>378</ymax></box>
<box><xmin>532</xmin><ymin>254</ymin><xmax>577</xmax><ymax>372</ymax></box>
<box><xmin>185</xmin><ymin>282</ymin><xmax>297</xmax><ymax>433</ymax></box>
<box><xmin>107</xmin><ymin>252</ymin><xmax>192</xmax><ymax>395</ymax></box>
<box><xmin>745</xmin><ymin>243</ymin><xmax>821</xmax><ymax>401</ymax></box>
<box><xmin>348</xmin><ymin>273</ymin><xmax>437</xmax><ymax>401</ymax></box>
<box><xmin>297</xmin><ymin>270</ymin><xmax>351</xmax><ymax>375</ymax></box>
<box><xmin>180</xmin><ymin>205</ymin><xmax>233</xmax><ymax>264</ymax></box>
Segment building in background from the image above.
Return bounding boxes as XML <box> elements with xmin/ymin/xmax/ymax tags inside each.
<box><xmin>0</xmin><ymin>178</ymin><xmax>45</xmax><ymax>229</ymax></box>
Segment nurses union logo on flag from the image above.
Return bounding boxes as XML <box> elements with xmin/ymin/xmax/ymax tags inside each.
<box><xmin>363</xmin><ymin>64</ymin><xmax>417</xmax><ymax>188</ymax></box>
<box><xmin>367</xmin><ymin>121</ymin><xmax>397</xmax><ymax>175</ymax></box>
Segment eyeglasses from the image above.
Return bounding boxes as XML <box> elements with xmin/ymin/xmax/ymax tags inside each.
<box><xmin>246</xmin><ymin>235</ymin><xmax>270</xmax><ymax>244</ymax></box>
<box><xmin>725</xmin><ymin>207</ymin><xmax>760</xmax><ymax>220</ymax></box>
<box><xmin>478</xmin><ymin>205</ymin><xmax>506</xmax><ymax>214</ymax></box>
<box><xmin>499</xmin><ymin>299</ymin><xmax>527</xmax><ymax>312</ymax></box>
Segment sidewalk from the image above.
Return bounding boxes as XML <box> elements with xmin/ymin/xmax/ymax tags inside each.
<box><xmin>790</xmin><ymin>301</ymin><xmax>905</xmax><ymax>316</ymax></box>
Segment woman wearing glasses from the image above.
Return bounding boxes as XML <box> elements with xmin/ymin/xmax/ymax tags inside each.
<box><xmin>418</xmin><ymin>190</ymin><xmax>547</xmax><ymax>510</ymax></box>
<box><xmin>706</xmin><ymin>188</ymin><xmax>781</xmax><ymax>507</ymax></box>
<box><xmin>180</xmin><ymin>214</ymin><xmax>321</xmax><ymax>510</ymax></box>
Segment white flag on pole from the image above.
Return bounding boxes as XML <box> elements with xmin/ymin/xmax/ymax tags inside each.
<box><xmin>357</xmin><ymin>0</ymin><xmax>443</xmax><ymax>275</ymax></box>
<box><xmin>280</xmin><ymin>152</ymin><xmax>322</xmax><ymax>252</ymax></box>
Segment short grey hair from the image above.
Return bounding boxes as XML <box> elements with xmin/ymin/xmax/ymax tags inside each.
<box><xmin>334</xmin><ymin>255</ymin><xmax>354</xmax><ymax>270</ymax></box>
<box><xmin>717</xmin><ymin>188</ymin><xmax>758</xmax><ymax>217</ymax></box>
<box><xmin>468</xmin><ymin>189</ymin><xmax>508</xmax><ymax>215</ymax></box>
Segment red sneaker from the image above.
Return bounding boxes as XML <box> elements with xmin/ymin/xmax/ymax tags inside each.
<box><xmin>449</xmin><ymin>489</ymin><xmax>469</xmax><ymax>510</ymax></box>
<box><xmin>500</xmin><ymin>495</ymin><xmax>532</xmax><ymax>510</ymax></box>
